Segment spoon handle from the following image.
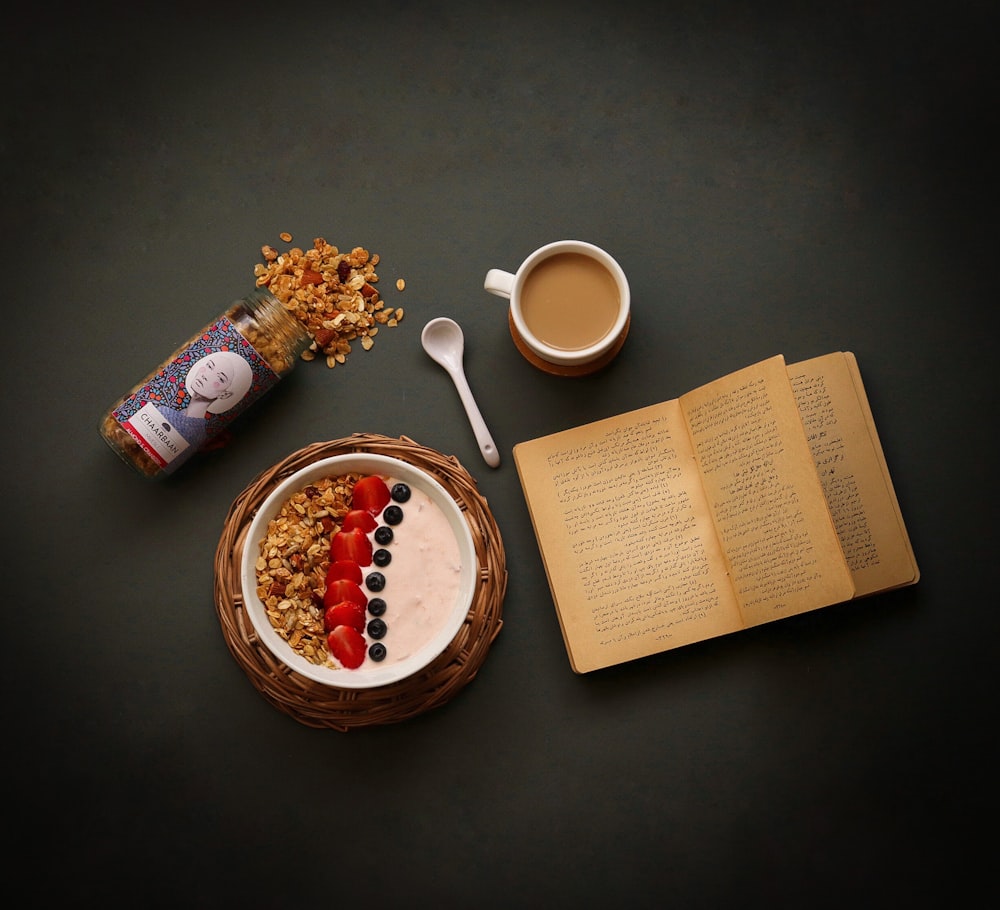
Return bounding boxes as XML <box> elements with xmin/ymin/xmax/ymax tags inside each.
<box><xmin>449</xmin><ymin>368</ymin><xmax>501</xmax><ymax>468</ymax></box>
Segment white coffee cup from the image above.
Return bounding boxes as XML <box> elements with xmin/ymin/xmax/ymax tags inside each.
<box><xmin>484</xmin><ymin>240</ymin><xmax>630</xmax><ymax>374</ymax></box>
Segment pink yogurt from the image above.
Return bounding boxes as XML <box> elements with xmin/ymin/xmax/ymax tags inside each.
<box><xmin>358</xmin><ymin>477</ymin><xmax>463</xmax><ymax>667</ymax></box>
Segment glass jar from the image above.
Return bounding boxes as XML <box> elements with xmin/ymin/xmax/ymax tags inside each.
<box><xmin>99</xmin><ymin>288</ymin><xmax>311</xmax><ymax>479</ymax></box>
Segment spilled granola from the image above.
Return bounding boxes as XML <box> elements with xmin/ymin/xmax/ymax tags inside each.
<box><xmin>253</xmin><ymin>234</ymin><xmax>404</xmax><ymax>369</ymax></box>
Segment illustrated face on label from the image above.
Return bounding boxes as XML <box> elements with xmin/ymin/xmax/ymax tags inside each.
<box><xmin>185</xmin><ymin>351</ymin><xmax>254</xmax><ymax>414</ymax></box>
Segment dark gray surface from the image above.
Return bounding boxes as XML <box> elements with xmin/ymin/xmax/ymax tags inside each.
<box><xmin>5</xmin><ymin>1</ymin><xmax>996</xmax><ymax>906</ymax></box>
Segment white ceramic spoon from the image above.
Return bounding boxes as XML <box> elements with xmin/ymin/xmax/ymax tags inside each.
<box><xmin>421</xmin><ymin>317</ymin><xmax>500</xmax><ymax>468</ymax></box>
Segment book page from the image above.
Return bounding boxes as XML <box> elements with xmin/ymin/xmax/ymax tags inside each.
<box><xmin>789</xmin><ymin>352</ymin><xmax>918</xmax><ymax>595</ymax></box>
<box><xmin>513</xmin><ymin>400</ymin><xmax>744</xmax><ymax>673</ymax></box>
<box><xmin>680</xmin><ymin>355</ymin><xmax>855</xmax><ymax>627</ymax></box>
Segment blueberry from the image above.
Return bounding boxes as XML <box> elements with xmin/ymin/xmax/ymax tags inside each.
<box><xmin>391</xmin><ymin>483</ymin><xmax>411</xmax><ymax>503</ymax></box>
<box><xmin>373</xmin><ymin>548</ymin><xmax>392</xmax><ymax>567</ymax></box>
<box><xmin>374</xmin><ymin>525</ymin><xmax>394</xmax><ymax>545</ymax></box>
<box><xmin>366</xmin><ymin>571</ymin><xmax>386</xmax><ymax>592</ymax></box>
<box><xmin>367</xmin><ymin>597</ymin><xmax>387</xmax><ymax>616</ymax></box>
<box><xmin>383</xmin><ymin>505</ymin><xmax>404</xmax><ymax>526</ymax></box>
<box><xmin>368</xmin><ymin>642</ymin><xmax>387</xmax><ymax>661</ymax></box>
<box><xmin>367</xmin><ymin>618</ymin><xmax>387</xmax><ymax>639</ymax></box>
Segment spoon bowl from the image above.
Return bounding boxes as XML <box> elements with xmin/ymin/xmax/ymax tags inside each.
<box><xmin>422</xmin><ymin>317</ymin><xmax>466</xmax><ymax>371</ymax></box>
<box><xmin>421</xmin><ymin>317</ymin><xmax>500</xmax><ymax>468</ymax></box>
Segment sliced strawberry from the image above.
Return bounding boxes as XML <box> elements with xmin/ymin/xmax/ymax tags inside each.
<box><xmin>352</xmin><ymin>475</ymin><xmax>391</xmax><ymax>516</ymax></box>
<box><xmin>325</xmin><ymin>560</ymin><xmax>363</xmax><ymax>585</ymax></box>
<box><xmin>330</xmin><ymin>527</ymin><xmax>372</xmax><ymax>566</ymax></box>
<box><xmin>342</xmin><ymin>509</ymin><xmax>377</xmax><ymax>532</ymax></box>
<box><xmin>324</xmin><ymin>600</ymin><xmax>366</xmax><ymax>633</ymax></box>
<box><xmin>328</xmin><ymin>625</ymin><xmax>367</xmax><ymax>669</ymax></box>
<box><xmin>322</xmin><ymin>578</ymin><xmax>368</xmax><ymax>610</ymax></box>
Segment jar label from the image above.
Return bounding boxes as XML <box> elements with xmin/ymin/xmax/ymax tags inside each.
<box><xmin>111</xmin><ymin>316</ymin><xmax>281</xmax><ymax>473</ymax></box>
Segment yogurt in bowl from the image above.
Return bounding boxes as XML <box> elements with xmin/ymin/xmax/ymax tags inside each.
<box><xmin>240</xmin><ymin>453</ymin><xmax>477</xmax><ymax>689</ymax></box>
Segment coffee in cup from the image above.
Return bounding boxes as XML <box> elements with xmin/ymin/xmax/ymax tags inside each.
<box><xmin>484</xmin><ymin>240</ymin><xmax>630</xmax><ymax>375</ymax></box>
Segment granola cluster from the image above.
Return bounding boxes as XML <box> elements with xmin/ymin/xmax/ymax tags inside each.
<box><xmin>254</xmin><ymin>474</ymin><xmax>361</xmax><ymax>666</ymax></box>
<box><xmin>254</xmin><ymin>234</ymin><xmax>404</xmax><ymax>369</ymax></box>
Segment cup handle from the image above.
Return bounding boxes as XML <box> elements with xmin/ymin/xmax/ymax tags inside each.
<box><xmin>484</xmin><ymin>269</ymin><xmax>515</xmax><ymax>299</ymax></box>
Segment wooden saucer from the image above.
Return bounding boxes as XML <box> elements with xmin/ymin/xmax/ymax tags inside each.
<box><xmin>508</xmin><ymin>311</ymin><xmax>631</xmax><ymax>377</ymax></box>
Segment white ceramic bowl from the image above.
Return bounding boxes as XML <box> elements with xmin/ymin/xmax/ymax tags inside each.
<box><xmin>240</xmin><ymin>453</ymin><xmax>477</xmax><ymax>689</ymax></box>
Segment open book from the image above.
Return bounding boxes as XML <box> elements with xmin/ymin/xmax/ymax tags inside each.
<box><xmin>513</xmin><ymin>352</ymin><xmax>919</xmax><ymax>673</ymax></box>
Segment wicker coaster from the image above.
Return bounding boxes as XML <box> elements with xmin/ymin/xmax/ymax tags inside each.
<box><xmin>213</xmin><ymin>433</ymin><xmax>507</xmax><ymax>731</ymax></box>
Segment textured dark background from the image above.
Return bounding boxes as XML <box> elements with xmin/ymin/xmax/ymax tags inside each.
<box><xmin>4</xmin><ymin>1</ymin><xmax>996</xmax><ymax>906</ymax></box>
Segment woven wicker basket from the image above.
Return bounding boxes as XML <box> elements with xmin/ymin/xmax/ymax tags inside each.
<box><xmin>213</xmin><ymin>433</ymin><xmax>507</xmax><ymax>731</ymax></box>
